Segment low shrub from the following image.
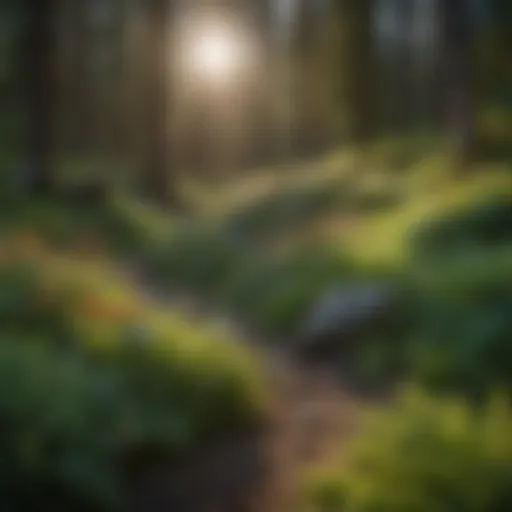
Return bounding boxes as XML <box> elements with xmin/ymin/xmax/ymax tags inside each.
<box><xmin>146</xmin><ymin>225</ymin><xmax>249</xmax><ymax>296</ymax></box>
<box><xmin>411</xmin><ymin>194</ymin><xmax>512</xmax><ymax>260</ymax></box>
<box><xmin>224</xmin><ymin>246</ymin><xmax>351</xmax><ymax>336</ymax></box>
<box><xmin>0</xmin><ymin>194</ymin><xmax>162</xmax><ymax>255</ymax></box>
<box><xmin>0</xmin><ymin>240</ymin><xmax>267</xmax><ymax>509</ymax></box>
<box><xmin>0</xmin><ymin>334</ymin><xmax>259</xmax><ymax>511</ymax></box>
<box><xmin>224</xmin><ymin>176</ymin><xmax>401</xmax><ymax>243</ymax></box>
<box><xmin>0</xmin><ymin>256</ymin><xmax>68</xmax><ymax>338</ymax></box>
<box><xmin>365</xmin><ymin>135</ymin><xmax>443</xmax><ymax>173</ymax></box>
<box><xmin>0</xmin><ymin>339</ymin><xmax>124</xmax><ymax>511</ymax></box>
<box><xmin>225</xmin><ymin>182</ymin><xmax>345</xmax><ymax>239</ymax></box>
<box><xmin>146</xmin><ymin>225</ymin><xmax>357</xmax><ymax>337</ymax></box>
<box><xmin>402</xmin><ymin>189</ymin><xmax>512</xmax><ymax>394</ymax></box>
<box><xmin>304</xmin><ymin>387</ymin><xmax>512</xmax><ymax>512</ymax></box>
<box><xmin>406</xmin><ymin>246</ymin><xmax>512</xmax><ymax>396</ymax></box>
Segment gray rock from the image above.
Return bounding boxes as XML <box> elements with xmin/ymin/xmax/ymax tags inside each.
<box><xmin>296</xmin><ymin>283</ymin><xmax>398</xmax><ymax>357</ymax></box>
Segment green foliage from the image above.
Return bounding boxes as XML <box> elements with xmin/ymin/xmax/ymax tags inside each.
<box><xmin>0</xmin><ymin>239</ymin><xmax>266</xmax><ymax>509</ymax></box>
<box><xmin>366</xmin><ymin>135</ymin><xmax>448</xmax><ymax>173</ymax></box>
<box><xmin>147</xmin><ymin>223</ymin><xmax>355</xmax><ymax>337</ymax></box>
<box><xmin>145</xmin><ymin>173</ymin><xmax>402</xmax><ymax>337</ymax></box>
<box><xmin>406</xmin><ymin>245</ymin><xmax>512</xmax><ymax>395</ymax></box>
<box><xmin>226</xmin><ymin>246</ymin><xmax>351</xmax><ymax>335</ymax></box>
<box><xmin>347</xmin><ymin>169</ymin><xmax>512</xmax><ymax>267</ymax></box>
<box><xmin>400</xmin><ymin>192</ymin><xmax>512</xmax><ymax>394</ymax></box>
<box><xmin>225</xmin><ymin>182</ymin><xmax>344</xmax><ymax>238</ymax></box>
<box><xmin>304</xmin><ymin>387</ymin><xmax>512</xmax><ymax>512</ymax></box>
<box><xmin>411</xmin><ymin>195</ymin><xmax>512</xmax><ymax>260</ymax></box>
<box><xmin>0</xmin><ymin>258</ymin><xmax>67</xmax><ymax>338</ymax></box>
<box><xmin>0</xmin><ymin>339</ymin><xmax>124</xmax><ymax>511</ymax></box>
<box><xmin>143</xmin><ymin>164</ymin><xmax>512</xmax><ymax>398</ymax></box>
<box><xmin>225</xmin><ymin>177</ymin><xmax>400</xmax><ymax>242</ymax></box>
<box><xmin>0</xmin><ymin>193</ymin><xmax>164</xmax><ymax>255</ymax></box>
<box><xmin>146</xmin><ymin>225</ymin><xmax>248</xmax><ymax>296</ymax></box>
<box><xmin>0</xmin><ymin>333</ymin><xmax>260</xmax><ymax>511</ymax></box>
<box><xmin>477</xmin><ymin>108</ymin><xmax>512</xmax><ymax>162</ymax></box>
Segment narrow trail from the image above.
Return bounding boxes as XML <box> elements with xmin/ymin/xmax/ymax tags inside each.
<box><xmin>256</xmin><ymin>359</ymin><xmax>363</xmax><ymax>511</ymax></box>
<box><xmin>125</xmin><ymin>263</ymin><xmax>366</xmax><ymax>512</ymax></box>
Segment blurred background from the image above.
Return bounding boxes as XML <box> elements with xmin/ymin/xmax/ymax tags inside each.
<box><xmin>0</xmin><ymin>0</ymin><xmax>511</xmax><ymax>511</ymax></box>
<box><xmin>2</xmin><ymin>0</ymin><xmax>510</xmax><ymax>188</ymax></box>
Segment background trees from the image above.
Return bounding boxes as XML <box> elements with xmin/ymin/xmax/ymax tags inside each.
<box><xmin>22</xmin><ymin>0</ymin><xmax>58</xmax><ymax>193</ymax></box>
<box><xmin>140</xmin><ymin>0</ymin><xmax>174</xmax><ymax>204</ymax></box>
<box><xmin>335</xmin><ymin>0</ymin><xmax>377</xmax><ymax>144</ymax></box>
<box><xmin>0</xmin><ymin>1</ymin><xmax>511</xmax><ymax>510</ymax></box>
<box><xmin>4</xmin><ymin>0</ymin><xmax>509</xmax><ymax>195</ymax></box>
<box><xmin>440</xmin><ymin>0</ymin><xmax>477</xmax><ymax>161</ymax></box>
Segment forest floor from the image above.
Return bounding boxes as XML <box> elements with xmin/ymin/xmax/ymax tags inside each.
<box><xmin>7</xmin><ymin>133</ymin><xmax>511</xmax><ymax>510</ymax></box>
<box><xmin>93</xmin><ymin>157</ymin><xmax>512</xmax><ymax>511</ymax></box>
<box><xmin>131</xmin><ymin>358</ymin><xmax>363</xmax><ymax>512</ymax></box>
<box><xmin>125</xmin><ymin>263</ymin><xmax>374</xmax><ymax>512</ymax></box>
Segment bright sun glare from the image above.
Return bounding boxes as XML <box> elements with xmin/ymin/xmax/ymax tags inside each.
<box><xmin>192</xmin><ymin>28</ymin><xmax>240</xmax><ymax>79</ymax></box>
<box><xmin>177</xmin><ymin>11</ymin><xmax>254</xmax><ymax>88</ymax></box>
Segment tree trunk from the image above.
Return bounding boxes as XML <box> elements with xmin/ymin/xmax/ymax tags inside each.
<box><xmin>110</xmin><ymin>0</ymin><xmax>130</xmax><ymax>160</ymax></box>
<box><xmin>439</xmin><ymin>0</ymin><xmax>476</xmax><ymax>163</ymax></box>
<box><xmin>69</xmin><ymin>0</ymin><xmax>95</xmax><ymax>156</ymax></box>
<box><xmin>295</xmin><ymin>0</ymin><xmax>324</xmax><ymax>157</ymax></box>
<box><xmin>485</xmin><ymin>0</ymin><xmax>512</xmax><ymax>100</ymax></box>
<box><xmin>393</xmin><ymin>0</ymin><xmax>416</xmax><ymax>132</ymax></box>
<box><xmin>22</xmin><ymin>0</ymin><xmax>57</xmax><ymax>193</ymax></box>
<box><xmin>141</xmin><ymin>0</ymin><xmax>174</xmax><ymax>206</ymax></box>
<box><xmin>336</xmin><ymin>0</ymin><xmax>376</xmax><ymax>145</ymax></box>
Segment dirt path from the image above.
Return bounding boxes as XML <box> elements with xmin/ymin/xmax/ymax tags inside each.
<box><xmin>129</xmin><ymin>355</ymin><xmax>363</xmax><ymax>512</ymax></box>
<box><xmin>258</xmin><ymin>359</ymin><xmax>363</xmax><ymax>511</ymax></box>
<box><xmin>125</xmin><ymin>264</ymin><xmax>365</xmax><ymax>512</ymax></box>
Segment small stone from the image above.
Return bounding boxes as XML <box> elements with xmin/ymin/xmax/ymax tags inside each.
<box><xmin>296</xmin><ymin>282</ymin><xmax>398</xmax><ymax>357</ymax></box>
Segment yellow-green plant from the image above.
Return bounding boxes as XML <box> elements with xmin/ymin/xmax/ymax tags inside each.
<box><xmin>304</xmin><ymin>386</ymin><xmax>512</xmax><ymax>512</ymax></box>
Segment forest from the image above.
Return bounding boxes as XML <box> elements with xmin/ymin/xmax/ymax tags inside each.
<box><xmin>0</xmin><ymin>0</ymin><xmax>511</xmax><ymax>510</ymax></box>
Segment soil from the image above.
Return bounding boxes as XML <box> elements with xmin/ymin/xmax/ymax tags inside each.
<box><xmin>124</xmin><ymin>262</ymin><xmax>372</xmax><ymax>512</ymax></box>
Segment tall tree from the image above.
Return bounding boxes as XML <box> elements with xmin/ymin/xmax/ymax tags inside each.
<box><xmin>439</xmin><ymin>0</ymin><xmax>476</xmax><ymax>161</ymax></box>
<box><xmin>141</xmin><ymin>0</ymin><xmax>174</xmax><ymax>205</ymax></box>
<box><xmin>248</xmin><ymin>0</ymin><xmax>279</xmax><ymax>165</ymax></box>
<box><xmin>22</xmin><ymin>0</ymin><xmax>57</xmax><ymax>193</ymax></box>
<box><xmin>392</xmin><ymin>0</ymin><xmax>416</xmax><ymax>131</ymax></box>
<box><xmin>295</xmin><ymin>0</ymin><xmax>318</xmax><ymax>155</ymax></box>
<box><xmin>109</xmin><ymin>0</ymin><xmax>131</xmax><ymax>160</ymax></box>
<box><xmin>483</xmin><ymin>0</ymin><xmax>512</xmax><ymax>100</ymax></box>
<box><xmin>68</xmin><ymin>0</ymin><xmax>94</xmax><ymax>155</ymax></box>
<box><xmin>336</xmin><ymin>0</ymin><xmax>377</xmax><ymax>144</ymax></box>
